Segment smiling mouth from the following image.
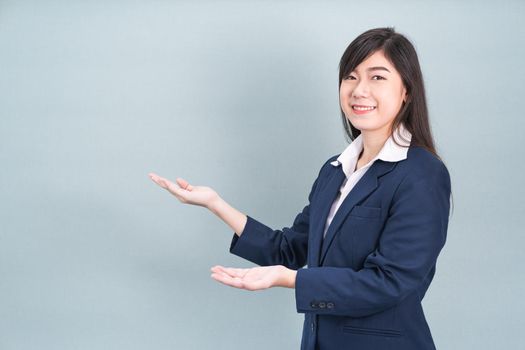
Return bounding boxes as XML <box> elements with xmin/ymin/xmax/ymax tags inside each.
<box><xmin>352</xmin><ymin>105</ymin><xmax>376</xmax><ymax>111</ymax></box>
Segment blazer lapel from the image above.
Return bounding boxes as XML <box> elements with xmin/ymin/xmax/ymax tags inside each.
<box><xmin>318</xmin><ymin>160</ymin><xmax>397</xmax><ymax>265</ymax></box>
<box><xmin>309</xmin><ymin>165</ymin><xmax>346</xmax><ymax>268</ymax></box>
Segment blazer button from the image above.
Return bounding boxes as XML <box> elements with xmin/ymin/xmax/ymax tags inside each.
<box><xmin>310</xmin><ymin>302</ymin><xmax>318</xmax><ymax>308</ymax></box>
<box><xmin>327</xmin><ymin>302</ymin><xmax>334</xmax><ymax>309</ymax></box>
<box><xmin>318</xmin><ymin>302</ymin><xmax>326</xmax><ymax>309</ymax></box>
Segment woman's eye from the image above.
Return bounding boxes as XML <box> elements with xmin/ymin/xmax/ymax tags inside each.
<box><xmin>344</xmin><ymin>75</ymin><xmax>384</xmax><ymax>81</ymax></box>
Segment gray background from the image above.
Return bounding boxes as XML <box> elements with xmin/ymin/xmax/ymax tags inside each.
<box><xmin>1</xmin><ymin>0</ymin><xmax>523</xmax><ymax>349</ymax></box>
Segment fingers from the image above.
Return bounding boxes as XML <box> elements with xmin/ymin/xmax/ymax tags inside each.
<box><xmin>149</xmin><ymin>174</ymin><xmax>181</xmax><ymax>199</ymax></box>
<box><xmin>148</xmin><ymin>173</ymin><xmax>192</xmax><ymax>193</ymax></box>
<box><xmin>210</xmin><ymin>265</ymin><xmax>271</xmax><ymax>291</ymax></box>
<box><xmin>211</xmin><ymin>266</ymin><xmax>244</xmax><ymax>289</ymax></box>
<box><xmin>148</xmin><ymin>173</ymin><xmax>169</xmax><ymax>189</ymax></box>
<box><xmin>211</xmin><ymin>273</ymin><xmax>243</xmax><ymax>288</ymax></box>
<box><xmin>176</xmin><ymin>178</ymin><xmax>193</xmax><ymax>191</ymax></box>
<box><xmin>211</xmin><ymin>265</ymin><xmax>247</xmax><ymax>278</ymax></box>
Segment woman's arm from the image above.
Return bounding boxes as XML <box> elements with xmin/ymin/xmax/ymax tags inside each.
<box><xmin>150</xmin><ymin>156</ymin><xmax>335</xmax><ymax>270</ymax></box>
<box><xmin>208</xmin><ymin>196</ymin><xmax>248</xmax><ymax>237</ymax></box>
<box><xmin>227</xmin><ymin>156</ymin><xmax>337</xmax><ymax>268</ymax></box>
<box><xmin>148</xmin><ymin>170</ymin><xmax>313</xmax><ymax>269</ymax></box>
<box><xmin>148</xmin><ymin>173</ymin><xmax>248</xmax><ymax>236</ymax></box>
<box><xmin>148</xmin><ymin>171</ymin><xmax>314</xmax><ymax>269</ymax></box>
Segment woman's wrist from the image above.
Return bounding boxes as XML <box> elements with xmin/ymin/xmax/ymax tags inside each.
<box><xmin>280</xmin><ymin>266</ymin><xmax>297</xmax><ymax>289</ymax></box>
<box><xmin>207</xmin><ymin>195</ymin><xmax>224</xmax><ymax>214</ymax></box>
<box><xmin>207</xmin><ymin>196</ymin><xmax>248</xmax><ymax>236</ymax></box>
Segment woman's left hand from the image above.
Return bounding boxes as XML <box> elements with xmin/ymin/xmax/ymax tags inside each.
<box><xmin>210</xmin><ymin>265</ymin><xmax>297</xmax><ymax>290</ymax></box>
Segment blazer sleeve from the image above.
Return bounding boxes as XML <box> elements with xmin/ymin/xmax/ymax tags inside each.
<box><xmin>228</xmin><ymin>157</ymin><xmax>333</xmax><ymax>270</ymax></box>
<box><xmin>295</xmin><ymin>161</ymin><xmax>452</xmax><ymax>317</ymax></box>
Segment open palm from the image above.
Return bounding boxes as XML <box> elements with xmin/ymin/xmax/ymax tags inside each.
<box><xmin>210</xmin><ymin>265</ymin><xmax>286</xmax><ymax>291</ymax></box>
<box><xmin>148</xmin><ymin>172</ymin><xmax>218</xmax><ymax>208</ymax></box>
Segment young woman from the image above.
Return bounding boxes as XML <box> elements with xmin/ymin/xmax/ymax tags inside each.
<box><xmin>149</xmin><ymin>27</ymin><xmax>452</xmax><ymax>350</ymax></box>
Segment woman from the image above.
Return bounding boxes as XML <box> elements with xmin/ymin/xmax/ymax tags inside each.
<box><xmin>149</xmin><ymin>27</ymin><xmax>452</xmax><ymax>350</ymax></box>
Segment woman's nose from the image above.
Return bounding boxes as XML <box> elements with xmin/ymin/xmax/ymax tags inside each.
<box><xmin>352</xmin><ymin>79</ymin><xmax>370</xmax><ymax>98</ymax></box>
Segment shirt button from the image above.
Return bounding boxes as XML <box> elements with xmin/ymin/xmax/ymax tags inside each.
<box><xmin>327</xmin><ymin>302</ymin><xmax>334</xmax><ymax>309</ymax></box>
<box><xmin>311</xmin><ymin>323</ymin><xmax>314</xmax><ymax>332</ymax></box>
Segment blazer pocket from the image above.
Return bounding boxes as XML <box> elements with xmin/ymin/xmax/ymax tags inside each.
<box><xmin>342</xmin><ymin>325</ymin><xmax>403</xmax><ymax>338</ymax></box>
<box><xmin>348</xmin><ymin>205</ymin><xmax>381</xmax><ymax>219</ymax></box>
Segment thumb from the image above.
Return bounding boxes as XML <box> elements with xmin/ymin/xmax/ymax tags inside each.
<box><xmin>176</xmin><ymin>177</ymin><xmax>193</xmax><ymax>191</ymax></box>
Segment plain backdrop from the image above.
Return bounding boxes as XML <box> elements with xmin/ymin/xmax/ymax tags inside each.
<box><xmin>1</xmin><ymin>1</ymin><xmax>524</xmax><ymax>349</ymax></box>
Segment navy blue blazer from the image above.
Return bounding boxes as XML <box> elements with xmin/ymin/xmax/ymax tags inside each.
<box><xmin>229</xmin><ymin>145</ymin><xmax>451</xmax><ymax>350</ymax></box>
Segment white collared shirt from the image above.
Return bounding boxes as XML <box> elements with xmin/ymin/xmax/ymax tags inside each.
<box><xmin>323</xmin><ymin>123</ymin><xmax>412</xmax><ymax>238</ymax></box>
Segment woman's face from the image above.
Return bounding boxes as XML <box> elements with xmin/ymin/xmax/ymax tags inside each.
<box><xmin>339</xmin><ymin>49</ymin><xmax>407</xmax><ymax>136</ymax></box>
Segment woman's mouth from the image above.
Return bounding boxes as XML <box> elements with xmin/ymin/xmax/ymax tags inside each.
<box><xmin>352</xmin><ymin>105</ymin><xmax>376</xmax><ymax>115</ymax></box>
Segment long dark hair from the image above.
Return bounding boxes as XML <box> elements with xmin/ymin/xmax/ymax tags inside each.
<box><xmin>338</xmin><ymin>27</ymin><xmax>439</xmax><ymax>159</ymax></box>
<box><xmin>338</xmin><ymin>27</ymin><xmax>453</xmax><ymax>215</ymax></box>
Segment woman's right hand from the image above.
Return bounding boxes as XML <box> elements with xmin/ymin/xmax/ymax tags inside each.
<box><xmin>148</xmin><ymin>172</ymin><xmax>219</xmax><ymax>209</ymax></box>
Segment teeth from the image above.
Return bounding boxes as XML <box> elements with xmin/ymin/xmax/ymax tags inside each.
<box><xmin>353</xmin><ymin>106</ymin><xmax>376</xmax><ymax>111</ymax></box>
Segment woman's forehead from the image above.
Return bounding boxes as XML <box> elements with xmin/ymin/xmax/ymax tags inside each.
<box><xmin>353</xmin><ymin>50</ymin><xmax>395</xmax><ymax>72</ymax></box>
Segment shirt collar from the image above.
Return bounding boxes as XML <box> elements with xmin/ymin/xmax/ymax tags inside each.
<box><xmin>330</xmin><ymin>122</ymin><xmax>412</xmax><ymax>177</ymax></box>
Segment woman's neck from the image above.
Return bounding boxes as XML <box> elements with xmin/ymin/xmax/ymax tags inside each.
<box><xmin>359</xmin><ymin>128</ymin><xmax>390</xmax><ymax>163</ymax></box>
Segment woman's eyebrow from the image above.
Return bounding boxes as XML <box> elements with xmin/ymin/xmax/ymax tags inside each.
<box><xmin>367</xmin><ymin>66</ymin><xmax>391</xmax><ymax>73</ymax></box>
<box><xmin>352</xmin><ymin>66</ymin><xmax>391</xmax><ymax>73</ymax></box>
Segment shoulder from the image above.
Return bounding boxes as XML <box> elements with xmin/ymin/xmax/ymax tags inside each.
<box><xmin>399</xmin><ymin>146</ymin><xmax>451</xmax><ymax>189</ymax></box>
<box><xmin>405</xmin><ymin>146</ymin><xmax>449</xmax><ymax>172</ymax></box>
<box><xmin>325</xmin><ymin>153</ymin><xmax>340</xmax><ymax>166</ymax></box>
<box><xmin>317</xmin><ymin>153</ymin><xmax>340</xmax><ymax>176</ymax></box>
